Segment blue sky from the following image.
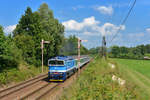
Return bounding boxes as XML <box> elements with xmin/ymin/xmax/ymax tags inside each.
<box><xmin>0</xmin><ymin>0</ymin><xmax>150</xmax><ymax>49</ymax></box>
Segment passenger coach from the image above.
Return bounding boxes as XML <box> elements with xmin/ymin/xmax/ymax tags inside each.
<box><xmin>48</xmin><ymin>56</ymin><xmax>90</xmax><ymax>81</ymax></box>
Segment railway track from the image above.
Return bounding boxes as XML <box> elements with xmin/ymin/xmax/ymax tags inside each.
<box><xmin>0</xmin><ymin>58</ymin><xmax>91</xmax><ymax>100</ymax></box>
<box><xmin>0</xmin><ymin>73</ymin><xmax>48</xmax><ymax>100</ymax></box>
<box><xmin>21</xmin><ymin>82</ymin><xmax>59</xmax><ymax>100</ymax></box>
<box><xmin>38</xmin><ymin>60</ymin><xmax>92</xmax><ymax>100</ymax></box>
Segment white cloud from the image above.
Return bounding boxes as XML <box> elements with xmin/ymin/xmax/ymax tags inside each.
<box><xmin>95</xmin><ymin>6</ymin><xmax>113</xmax><ymax>15</ymax></box>
<box><xmin>101</xmin><ymin>23</ymin><xmax>125</xmax><ymax>36</ymax></box>
<box><xmin>83</xmin><ymin>16</ymin><xmax>100</xmax><ymax>26</ymax></box>
<box><xmin>4</xmin><ymin>25</ymin><xmax>16</xmax><ymax>34</ymax></box>
<box><xmin>146</xmin><ymin>28</ymin><xmax>150</xmax><ymax>33</ymax></box>
<box><xmin>63</xmin><ymin>16</ymin><xmax>125</xmax><ymax>36</ymax></box>
<box><xmin>62</xmin><ymin>16</ymin><xmax>100</xmax><ymax>31</ymax></box>
<box><xmin>62</xmin><ymin>20</ymin><xmax>83</xmax><ymax>31</ymax></box>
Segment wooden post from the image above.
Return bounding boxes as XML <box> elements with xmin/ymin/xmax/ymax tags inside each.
<box><xmin>78</xmin><ymin>38</ymin><xmax>81</xmax><ymax>75</ymax></box>
<box><xmin>41</xmin><ymin>39</ymin><xmax>50</xmax><ymax>73</ymax></box>
<box><xmin>41</xmin><ymin>39</ymin><xmax>44</xmax><ymax>73</ymax></box>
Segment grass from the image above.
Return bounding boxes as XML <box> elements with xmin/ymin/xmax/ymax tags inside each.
<box><xmin>0</xmin><ymin>62</ymin><xmax>48</xmax><ymax>87</ymax></box>
<box><xmin>114</xmin><ymin>58</ymin><xmax>150</xmax><ymax>78</ymax></box>
<box><xmin>113</xmin><ymin>58</ymin><xmax>150</xmax><ymax>99</ymax></box>
<box><xmin>60</xmin><ymin>57</ymin><xmax>141</xmax><ymax>100</ymax></box>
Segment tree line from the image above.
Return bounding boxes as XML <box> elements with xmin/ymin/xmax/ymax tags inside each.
<box><xmin>109</xmin><ymin>45</ymin><xmax>150</xmax><ymax>59</ymax></box>
<box><xmin>0</xmin><ymin>3</ymin><xmax>88</xmax><ymax>71</ymax></box>
<box><xmin>88</xmin><ymin>44</ymin><xmax>150</xmax><ymax>60</ymax></box>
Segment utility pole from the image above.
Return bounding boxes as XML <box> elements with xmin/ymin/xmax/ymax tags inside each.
<box><xmin>78</xmin><ymin>38</ymin><xmax>81</xmax><ymax>75</ymax></box>
<box><xmin>41</xmin><ymin>39</ymin><xmax>50</xmax><ymax>73</ymax></box>
<box><xmin>77</xmin><ymin>38</ymin><xmax>88</xmax><ymax>75</ymax></box>
<box><xmin>101</xmin><ymin>36</ymin><xmax>107</xmax><ymax>59</ymax></box>
<box><xmin>41</xmin><ymin>39</ymin><xmax>44</xmax><ymax>73</ymax></box>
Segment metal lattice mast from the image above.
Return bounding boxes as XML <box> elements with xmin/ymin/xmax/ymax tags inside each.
<box><xmin>101</xmin><ymin>36</ymin><xmax>106</xmax><ymax>58</ymax></box>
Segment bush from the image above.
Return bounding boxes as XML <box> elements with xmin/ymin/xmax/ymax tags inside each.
<box><xmin>61</xmin><ymin>57</ymin><xmax>141</xmax><ymax>100</ymax></box>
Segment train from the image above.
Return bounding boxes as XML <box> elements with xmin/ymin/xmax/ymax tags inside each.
<box><xmin>48</xmin><ymin>56</ymin><xmax>90</xmax><ymax>81</ymax></box>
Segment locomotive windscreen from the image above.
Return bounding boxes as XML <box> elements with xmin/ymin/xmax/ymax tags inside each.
<box><xmin>49</xmin><ymin>60</ymin><xmax>64</xmax><ymax>66</ymax></box>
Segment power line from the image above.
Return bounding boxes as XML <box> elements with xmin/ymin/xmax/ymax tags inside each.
<box><xmin>97</xmin><ymin>0</ymin><xmax>119</xmax><ymax>59</ymax></box>
<box><xmin>116</xmin><ymin>0</ymin><xmax>132</xmax><ymax>26</ymax></box>
<box><xmin>109</xmin><ymin>0</ymin><xmax>137</xmax><ymax>44</ymax></box>
<box><xmin>95</xmin><ymin>0</ymin><xmax>136</xmax><ymax>59</ymax></box>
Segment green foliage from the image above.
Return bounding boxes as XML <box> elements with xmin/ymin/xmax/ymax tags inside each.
<box><xmin>14</xmin><ymin>35</ymin><xmax>36</xmax><ymax>64</ymax></box>
<box><xmin>0</xmin><ymin>65</ymin><xmax>48</xmax><ymax>85</ymax></box>
<box><xmin>61</xmin><ymin>57</ymin><xmax>140</xmax><ymax>100</ymax></box>
<box><xmin>109</xmin><ymin>45</ymin><xmax>148</xmax><ymax>59</ymax></box>
<box><xmin>60</xmin><ymin>35</ymin><xmax>88</xmax><ymax>55</ymax></box>
<box><xmin>0</xmin><ymin>26</ymin><xmax>21</xmax><ymax>71</ymax></box>
<box><xmin>38</xmin><ymin>3</ymin><xmax>64</xmax><ymax>56</ymax></box>
<box><xmin>0</xmin><ymin>3</ymin><xmax>88</xmax><ymax>86</ymax></box>
<box><xmin>80</xmin><ymin>45</ymin><xmax>89</xmax><ymax>55</ymax></box>
<box><xmin>0</xmin><ymin>3</ymin><xmax>66</xmax><ymax>86</ymax></box>
<box><xmin>89</xmin><ymin>47</ymin><xmax>101</xmax><ymax>54</ymax></box>
<box><xmin>111</xmin><ymin>46</ymin><xmax>120</xmax><ymax>58</ymax></box>
<box><xmin>145</xmin><ymin>53</ymin><xmax>150</xmax><ymax>58</ymax></box>
<box><xmin>13</xmin><ymin>4</ymin><xmax>64</xmax><ymax>66</ymax></box>
<box><xmin>13</xmin><ymin>7</ymin><xmax>43</xmax><ymax>36</ymax></box>
<box><xmin>145</xmin><ymin>44</ymin><xmax>150</xmax><ymax>53</ymax></box>
<box><xmin>61</xmin><ymin>35</ymin><xmax>78</xmax><ymax>55</ymax></box>
<box><xmin>0</xmin><ymin>25</ymin><xmax>6</xmax><ymax>55</ymax></box>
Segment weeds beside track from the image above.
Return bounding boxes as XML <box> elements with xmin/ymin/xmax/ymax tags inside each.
<box><xmin>60</xmin><ymin>57</ymin><xmax>141</xmax><ymax>100</ymax></box>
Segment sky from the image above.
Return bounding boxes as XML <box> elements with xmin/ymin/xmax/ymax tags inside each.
<box><xmin>0</xmin><ymin>0</ymin><xmax>150</xmax><ymax>49</ymax></box>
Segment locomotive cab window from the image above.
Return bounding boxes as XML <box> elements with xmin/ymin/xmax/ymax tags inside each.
<box><xmin>49</xmin><ymin>60</ymin><xmax>64</xmax><ymax>66</ymax></box>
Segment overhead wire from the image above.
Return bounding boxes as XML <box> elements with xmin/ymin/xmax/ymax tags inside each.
<box><xmin>98</xmin><ymin>0</ymin><xmax>118</xmax><ymax>53</ymax></box>
<box><xmin>106</xmin><ymin>0</ymin><xmax>120</xmax><ymax>45</ymax></box>
<box><xmin>95</xmin><ymin>0</ymin><xmax>136</xmax><ymax>59</ymax></box>
<box><xmin>107</xmin><ymin>0</ymin><xmax>132</xmax><ymax>46</ymax></box>
<box><xmin>109</xmin><ymin>0</ymin><xmax>137</xmax><ymax>44</ymax></box>
<box><xmin>97</xmin><ymin>0</ymin><xmax>119</xmax><ymax>58</ymax></box>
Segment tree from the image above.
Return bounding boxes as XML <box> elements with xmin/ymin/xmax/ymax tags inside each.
<box><xmin>0</xmin><ymin>26</ymin><xmax>21</xmax><ymax>71</ymax></box>
<box><xmin>60</xmin><ymin>35</ymin><xmax>88</xmax><ymax>55</ymax></box>
<box><xmin>145</xmin><ymin>44</ymin><xmax>150</xmax><ymax>53</ymax></box>
<box><xmin>14</xmin><ymin>7</ymin><xmax>44</xmax><ymax>37</ymax></box>
<box><xmin>13</xmin><ymin>4</ymin><xmax>64</xmax><ymax>66</ymax></box>
<box><xmin>14</xmin><ymin>35</ymin><xmax>35</xmax><ymax>64</ymax></box>
<box><xmin>0</xmin><ymin>26</ymin><xmax>6</xmax><ymax>55</ymax></box>
<box><xmin>118</xmin><ymin>46</ymin><xmax>129</xmax><ymax>58</ymax></box>
<box><xmin>14</xmin><ymin>7</ymin><xmax>33</xmax><ymax>36</ymax></box>
<box><xmin>38</xmin><ymin>3</ymin><xmax>64</xmax><ymax>56</ymax></box>
<box><xmin>89</xmin><ymin>47</ymin><xmax>102</xmax><ymax>55</ymax></box>
<box><xmin>110</xmin><ymin>46</ymin><xmax>120</xmax><ymax>58</ymax></box>
<box><xmin>120</xmin><ymin>46</ymin><xmax>129</xmax><ymax>54</ymax></box>
<box><xmin>136</xmin><ymin>45</ymin><xmax>146</xmax><ymax>55</ymax></box>
<box><xmin>80</xmin><ymin>46</ymin><xmax>89</xmax><ymax>55</ymax></box>
<box><xmin>60</xmin><ymin>35</ymin><xmax>78</xmax><ymax>55</ymax></box>
<box><xmin>109</xmin><ymin>45</ymin><xmax>146</xmax><ymax>59</ymax></box>
<box><xmin>13</xmin><ymin>7</ymin><xmax>43</xmax><ymax>65</ymax></box>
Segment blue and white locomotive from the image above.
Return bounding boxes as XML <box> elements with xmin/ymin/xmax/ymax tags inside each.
<box><xmin>48</xmin><ymin>56</ymin><xmax>90</xmax><ymax>81</ymax></box>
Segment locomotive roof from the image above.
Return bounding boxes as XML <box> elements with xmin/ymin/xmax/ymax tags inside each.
<box><xmin>49</xmin><ymin>56</ymin><xmax>74</xmax><ymax>61</ymax></box>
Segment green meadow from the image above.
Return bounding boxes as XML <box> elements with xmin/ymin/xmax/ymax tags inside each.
<box><xmin>114</xmin><ymin>58</ymin><xmax>150</xmax><ymax>99</ymax></box>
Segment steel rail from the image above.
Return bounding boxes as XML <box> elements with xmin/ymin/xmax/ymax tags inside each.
<box><xmin>0</xmin><ymin>73</ymin><xmax>47</xmax><ymax>99</ymax></box>
<box><xmin>36</xmin><ymin>58</ymin><xmax>92</xmax><ymax>100</ymax></box>
<box><xmin>0</xmin><ymin>56</ymin><xmax>91</xmax><ymax>100</ymax></box>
